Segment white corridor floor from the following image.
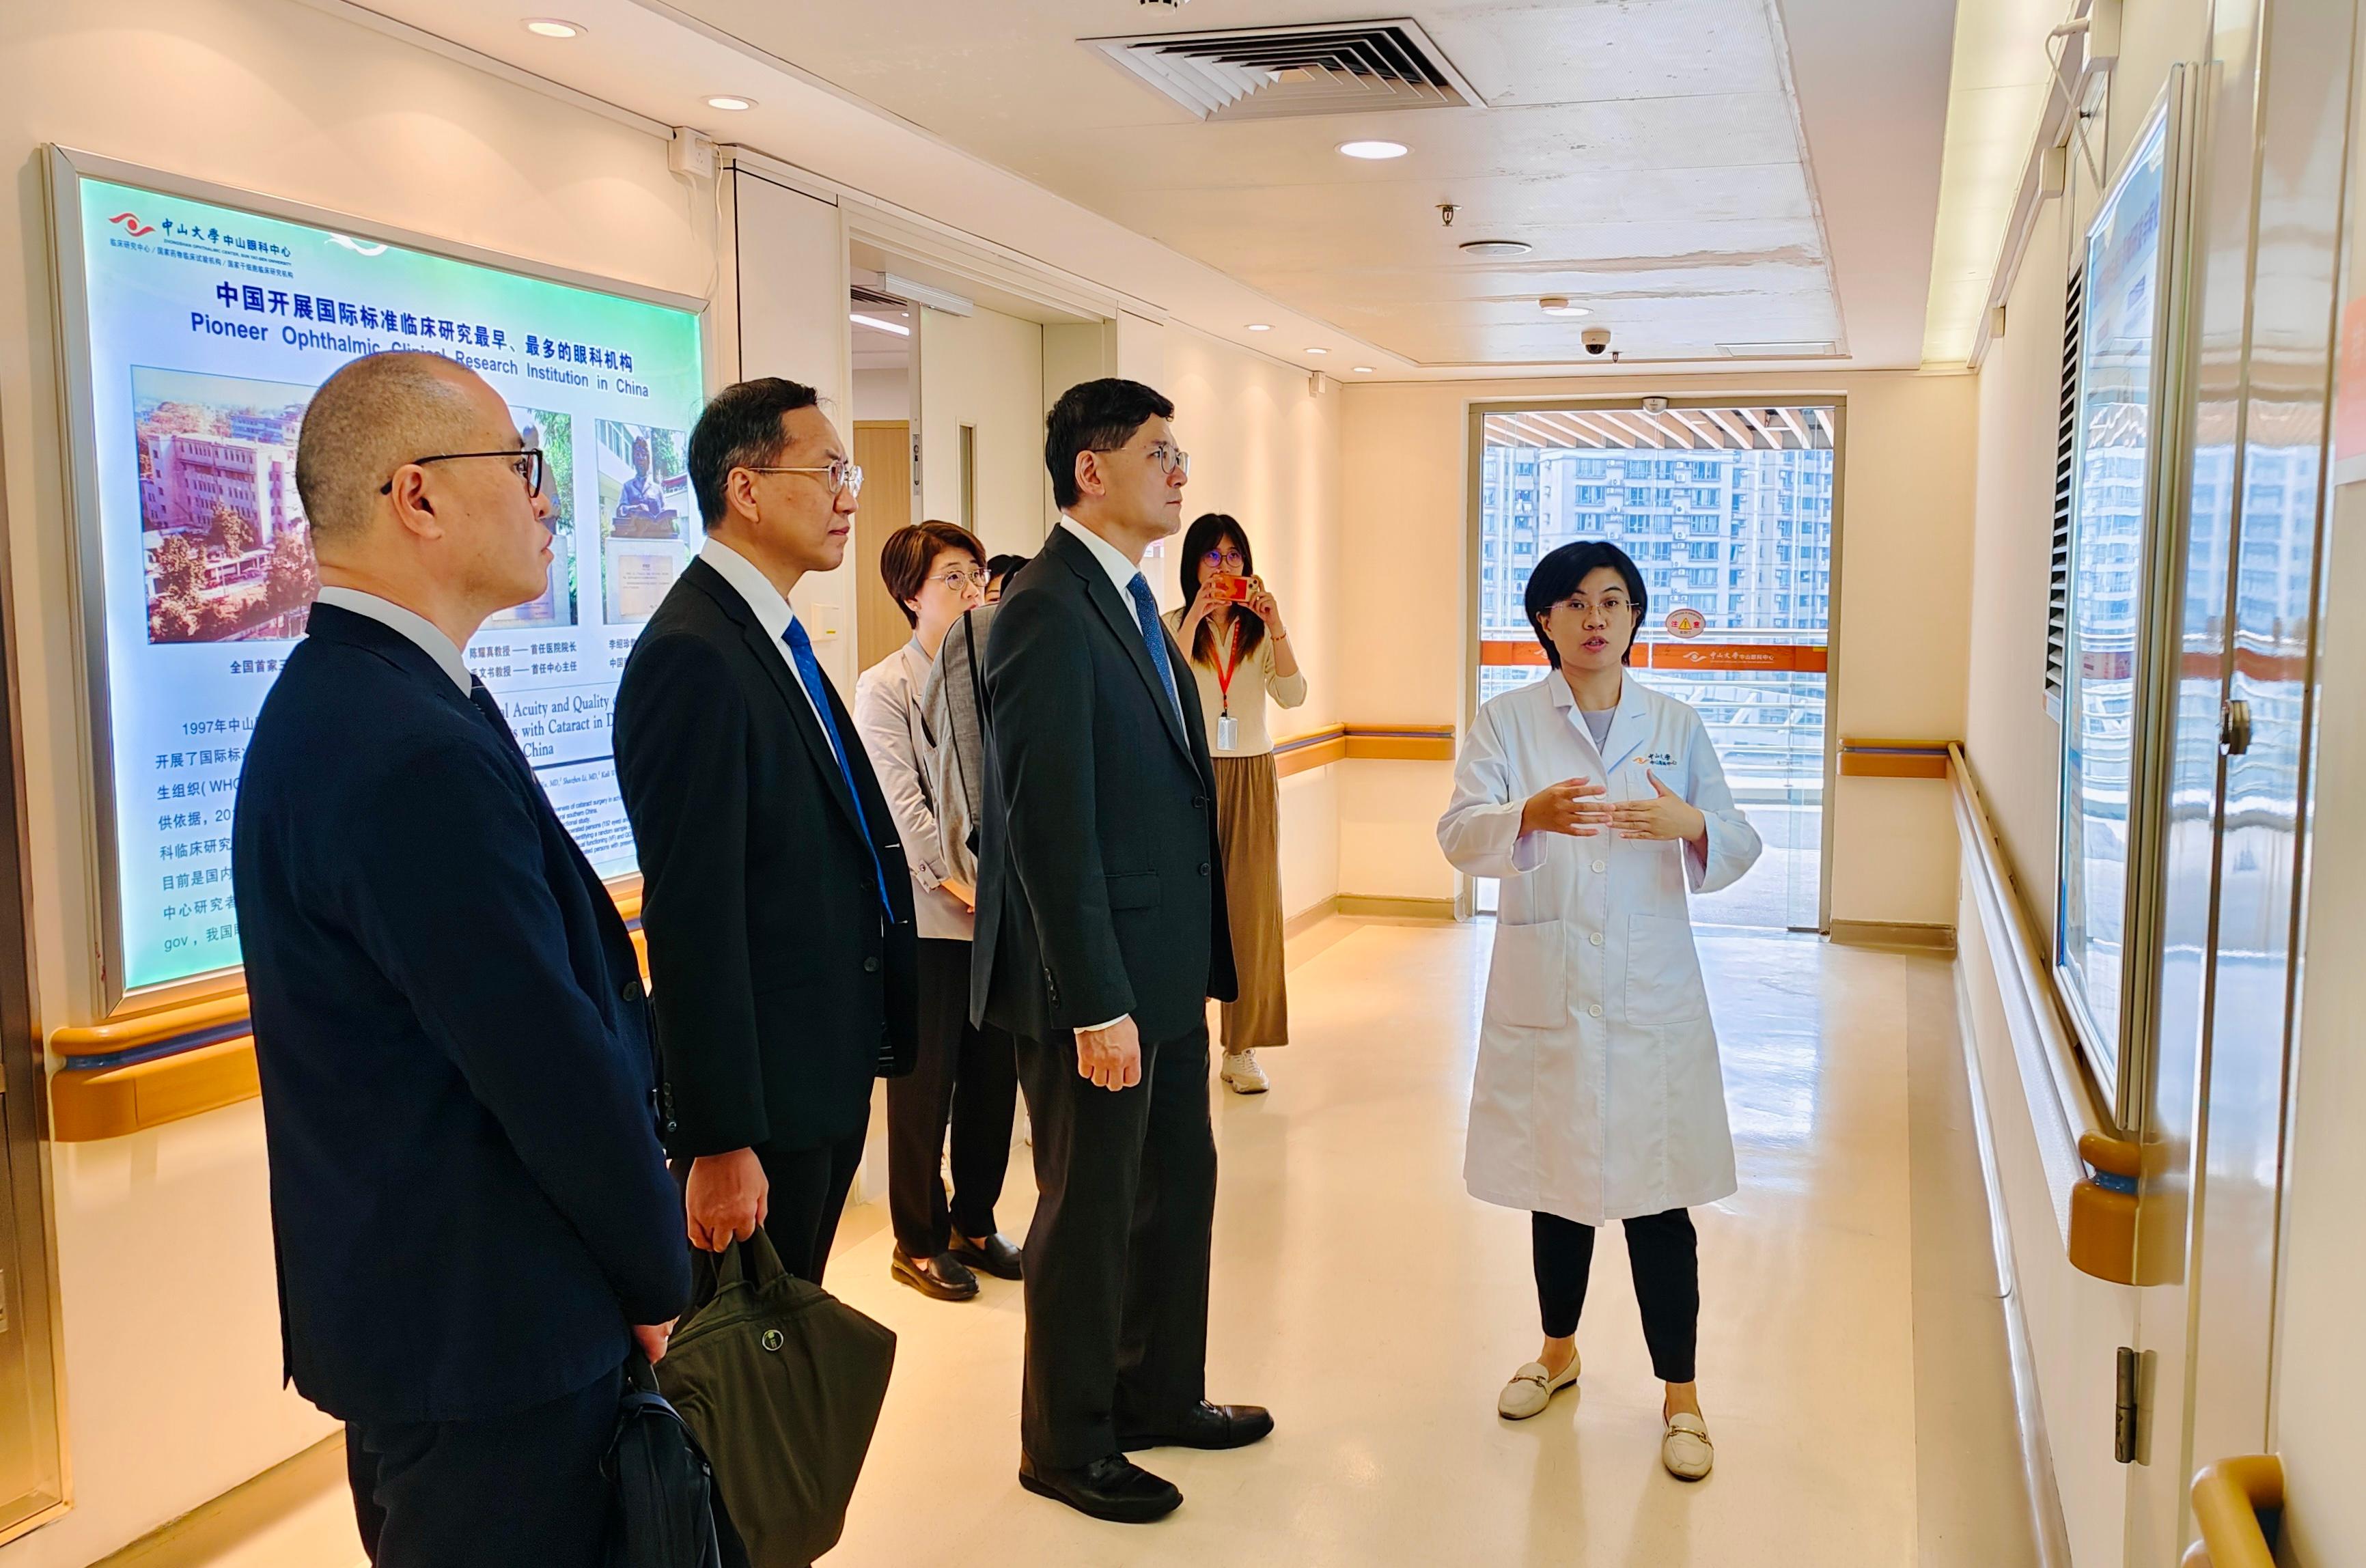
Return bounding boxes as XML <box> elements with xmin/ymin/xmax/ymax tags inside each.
<box><xmin>820</xmin><ymin>918</ymin><xmax>2042</xmax><ymax>1568</ymax></box>
<box><xmin>177</xmin><ymin>915</ymin><xmax>2038</xmax><ymax>1568</ymax></box>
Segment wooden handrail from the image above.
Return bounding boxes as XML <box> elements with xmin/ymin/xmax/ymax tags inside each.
<box><xmin>1950</xmin><ymin>743</ymin><xmax>2145</xmax><ymax>1283</ymax></box>
<box><xmin>2188</xmin><ymin>1454</ymin><xmax>2281</xmax><ymax>1568</ymax></box>
<box><xmin>1840</xmin><ymin>738</ymin><xmax>1953</xmax><ymax>780</ymax></box>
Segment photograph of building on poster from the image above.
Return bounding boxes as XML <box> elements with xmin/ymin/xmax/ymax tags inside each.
<box><xmin>137</xmin><ymin>366</ymin><xmax>582</xmax><ymax>643</ymax></box>
<box><xmin>134</xmin><ymin>366</ymin><xmax>318</xmax><ymax>643</ymax></box>
<box><xmin>596</xmin><ymin>419</ymin><xmax>691</xmax><ymax>624</ymax></box>
<box><xmin>486</xmin><ymin>408</ymin><xmax>579</xmax><ymax>630</ymax></box>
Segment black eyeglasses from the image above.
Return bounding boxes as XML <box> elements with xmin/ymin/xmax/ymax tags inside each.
<box><xmin>380</xmin><ymin>449</ymin><xmax>545</xmax><ymax>498</ymax></box>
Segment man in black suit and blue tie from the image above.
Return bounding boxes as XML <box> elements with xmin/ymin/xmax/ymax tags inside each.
<box><xmin>233</xmin><ymin>352</ymin><xmax>688</xmax><ymax>1565</ymax></box>
<box><xmin>613</xmin><ymin>377</ymin><xmax>918</xmax><ymax>1279</ymax></box>
<box><xmin>973</xmin><ymin>378</ymin><xmax>1271</xmax><ymax>1523</ymax></box>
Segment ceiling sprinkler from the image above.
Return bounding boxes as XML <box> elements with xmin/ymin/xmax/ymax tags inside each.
<box><xmin>1438</xmin><ymin>203</ymin><xmax>1458</xmax><ymax>227</ymax></box>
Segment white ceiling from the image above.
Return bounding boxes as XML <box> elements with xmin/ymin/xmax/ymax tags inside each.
<box><xmin>673</xmin><ymin>0</ymin><xmax>1841</xmax><ymax>367</ymax></box>
<box><xmin>303</xmin><ymin>0</ymin><xmax>1960</xmax><ymax>374</ymax></box>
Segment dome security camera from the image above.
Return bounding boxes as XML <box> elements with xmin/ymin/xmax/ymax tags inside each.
<box><xmin>1582</xmin><ymin>327</ymin><xmax>1612</xmax><ymax>356</ymax></box>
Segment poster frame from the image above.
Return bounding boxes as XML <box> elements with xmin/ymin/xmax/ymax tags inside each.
<box><xmin>42</xmin><ymin>144</ymin><xmax>709</xmax><ymax>1016</ymax></box>
<box><xmin>2051</xmin><ymin>68</ymin><xmax>2202</xmax><ymax>1131</ymax></box>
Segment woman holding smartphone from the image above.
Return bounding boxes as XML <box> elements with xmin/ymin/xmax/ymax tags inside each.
<box><xmin>1436</xmin><ymin>541</ymin><xmax>1759</xmax><ymax>1481</ymax></box>
<box><xmin>1165</xmin><ymin>513</ymin><xmax>1306</xmax><ymax>1095</ymax></box>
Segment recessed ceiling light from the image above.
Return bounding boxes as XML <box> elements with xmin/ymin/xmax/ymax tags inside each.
<box><xmin>522</xmin><ymin>17</ymin><xmax>584</xmax><ymax>37</ymax></box>
<box><xmin>706</xmin><ymin>95</ymin><xmax>757</xmax><ymax>111</ymax></box>
<box><xmin>1352</xmin><ymin>365</ymin><xmax>1376</xmax><ymax>374</ymax></box>
<box><xmin>1460</xmin><ymin>239</ymin><xmax>1531</xmax><ymax>257</ymax></box>
<box><xmin>850</xmin><ymin>311</ymin><xmax>910</xmax><ymax>337</ymax></box>
<box><xmin>1337</xmin><ymin>139</ymin><xmax>1408</xmax><ymax>160</ymax></box>
<box><xmin>1246</xmin><ymin>322</ymin><xmax>1272</xmax><ymax>332</ymax></box>
<box><xmin>1540</xmin><ymin>296</ymin><xmax>1592</xmax><ymax>318</ymax></box>
<box><xmin>1303</xmin><ymin>346</ymin><xmax>1328</xmax><ymax>356</ymax></box>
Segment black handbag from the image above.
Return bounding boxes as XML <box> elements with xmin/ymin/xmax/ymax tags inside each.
<box><xmin>604</xmin><ymin>1354</ymin><xmax>746</xmax><ymax>1568</ymax></box>
<box><xmin>656</xmin><ymin>1233</ymin><xmax>897</xmax><ymax>1568</ymax></box>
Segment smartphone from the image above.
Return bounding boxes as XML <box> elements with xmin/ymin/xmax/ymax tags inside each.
<box><xmin>1211</xmin><ymin>574</ymin><xmax>1254</xmax><ymax>604</ymax></box>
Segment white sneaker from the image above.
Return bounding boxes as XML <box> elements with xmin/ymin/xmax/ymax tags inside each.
<box><xmin>1497</xmin><ymin>1354</ymin><xmax>1581</xmax><ymax>1420</ymax></box>
<box><xmin>1661</xmin><ymin>1410</ymin><xmax>1714</xmax><ymax>1479</ymax></box>
<box><xmin>1220</xmin><ymin>1050</ymin><xmax>1269</xmax><ymax>1094</ymax></box>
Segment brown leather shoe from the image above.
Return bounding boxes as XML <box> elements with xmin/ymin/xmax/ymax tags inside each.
<box><xmin>891</xmin><ymin>1246</ymin><xmax>979</xmax><ymax>1301</ymax></box>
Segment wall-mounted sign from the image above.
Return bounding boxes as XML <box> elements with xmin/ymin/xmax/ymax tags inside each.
<box><xmin>48</xmin><ymin>148</ymin><xmax>706</xmax><ymax>1005</ymax></box>
<box><xmin>1665</xmin><ymin>606</ymin><xmax>1706</xmax><ymax>639</ymax></box>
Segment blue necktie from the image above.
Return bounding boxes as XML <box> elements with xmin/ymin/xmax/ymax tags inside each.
<box><xmin>1125</xmin><ymin>573</ymin><xmax>1184</xmax><ymax>728</ymax></box>
<box><xmin>783</xmin><ymin>619</ymin><xmax>895</xmax><ymax>916</ymax></box>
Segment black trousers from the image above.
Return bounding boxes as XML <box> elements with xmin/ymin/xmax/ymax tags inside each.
<box><xmin>1014</xmin><ymin>1022</ymin><xmax>1216</xmax><ymax>1468</ymax></box>
<box><xmin>887</xmin><ymin>938</ymin><xmax>1020</xmax><ymax>1257</ymax></box>
<box><xmin>672</xmin><ymin>1123</ymin><xmax>866</xmax><ymax>1285</ymax></box>
<box><xmin>1532</xmin><ymin>1207</ymin><xmax>1699</xmax><ymax>1384</ymax></box>
<box><xmin>347</xmin><ymin>1361</ymin><xmax>623</xmax><ymax>1567</ymax></box>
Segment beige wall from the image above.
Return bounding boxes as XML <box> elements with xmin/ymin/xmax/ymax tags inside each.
<box><xmin>1964</xmin><ymin>197</ymin><xmax>2072</xmax><ymax>936</ymax></box>
<box><xmin>1335</xmin><ymin>371</ymin><xmax>1978</xmax><ymax>923</ymax></box>
<box><xmin>1159</xmin><ymin>331</ymin><xmax>1344</xmax><ymax>920</ymax></box>
<box><xmin>0</xmin><ymin>0</ymin><xmax>717</xmax><ymax>1561</ymax></box>
<box><xmin>917</xmin><ymin>303</ymin><xmax>1044</xmax><ymax>559</ymax></box>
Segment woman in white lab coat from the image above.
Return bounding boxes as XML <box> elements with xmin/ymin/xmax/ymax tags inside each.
<box><xmin>1436</xmin><ymin>540</ymin><xmax>1760</xmax><ymax>1481</ymax></box>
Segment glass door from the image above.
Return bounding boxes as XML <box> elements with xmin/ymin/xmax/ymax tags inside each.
<box><xmin>1470</xmin><ymin>403</ymin><xmax>1838</xmax><ymax>931</ymax></box>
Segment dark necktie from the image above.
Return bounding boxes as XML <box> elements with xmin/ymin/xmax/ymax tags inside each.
<box><xmin>783</xmin><ymin>619</ymin><xmax>895</xmax><ymax>916</ymax></box>
<box><xmin>1125</xmin><ymin>572</ymin><xmax>1184</xmax><ymax>728</ymax></box>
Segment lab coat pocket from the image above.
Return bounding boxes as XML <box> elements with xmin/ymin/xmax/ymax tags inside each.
<box><xmin>1624</xmin><ymin>913</ymin><xmax>1707</xmax><ymax>1024</ymax></box>
<box><xmin>1486</xmin><ymin>919</ymin><xmax>1567</xmax><ymax>1030</ymax></box>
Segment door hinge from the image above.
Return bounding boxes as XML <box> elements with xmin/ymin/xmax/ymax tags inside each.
<box><xmin>2114</xmin><ymin>1346</ymin><xmax>2140</xmax><ymax>1464</ymax></box>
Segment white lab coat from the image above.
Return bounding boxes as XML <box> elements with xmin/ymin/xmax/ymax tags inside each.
<box><xmin>1437</xmin><ymin>672</ymin><xmax>1762</xmax><ymax>1226</ymax></box>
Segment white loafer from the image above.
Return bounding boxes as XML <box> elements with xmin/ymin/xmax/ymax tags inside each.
<box><xmin>1497</xmin><ymin>1354</ymin><xmax>1581</xmax><ymax>1420</ymax></box>
<box><xmin>1661</xmin><ymin>1411</ymin><xmax>1714</xmax><ymax>1479</ymax></box>
<box><xmin>1221</xmin><ymin>1049</ymin><xmax>1270</xmax><ymax>1094</ymax></box>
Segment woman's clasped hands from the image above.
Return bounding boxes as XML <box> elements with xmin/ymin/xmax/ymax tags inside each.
<box><xmin>1519</xmin><ymin>776</ymin><xmax>1614</xmax><ymax>838</ymax></box>
<box><xmin>1520</xmin><ymin>766</ymin><xmax>1708</xmax><ymax>848</ymax></box>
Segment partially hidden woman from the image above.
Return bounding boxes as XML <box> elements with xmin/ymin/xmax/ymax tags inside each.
<box><xmin>854</xmin><ymin>520</ymin><xmax>1025</xmax><ymax>1302</ymax></box>
<box><xmin>1165</xmin><ymin>513</ymin><xmax>1306</xmax><ymax>1095</ymax></box>
<box><xmin>1435</xmin><ymin>540</ymin><xmax>1761</xmax><ymax>1481</ymax></box>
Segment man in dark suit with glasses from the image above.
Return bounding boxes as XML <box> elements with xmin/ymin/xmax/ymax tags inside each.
<box><xmin>236</xmin><ymin>352</ymin><xmax>686</xmax><ymax>1565</ymax></box>
<box><xmin>614</xmin><ymin>376</ymin><xmax>918</xmax><ymax>1283</ymax></box>
<box><xmin>973</xmin><ymin>378</ymin><xmax>1270</xmax><ymax>1524</ymax></box>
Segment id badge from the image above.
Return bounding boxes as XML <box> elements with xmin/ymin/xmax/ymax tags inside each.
<box><xmin>1216</xmin><ymin>712</ymin><xmax>1239</xmax><ymax>751</ymax></box>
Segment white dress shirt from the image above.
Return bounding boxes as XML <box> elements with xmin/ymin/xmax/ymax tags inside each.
<box><xmin>854</xmin><ymin>640</ymin><xmax>973</xmax><ymax>941</ymax></box>
<box><xmin>697</xmin><ymin>536</ymin><xmax>829</xmax><ymax>732</ymax></box>
<box><xmin>313</xmin><ymin>586</ymin><xmax>471</xmax><ymax>694</ymax></box>
<box><xmin>1058</xmin><ymin>514</ymin><xmax>1147</xmax><ymax>601</ymax></box>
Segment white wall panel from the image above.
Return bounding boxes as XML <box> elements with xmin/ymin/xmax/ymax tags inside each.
<box><xmin>724</xmin><ymin>168</ymin><xmax>852</xmax><ymax>693</ymax></box>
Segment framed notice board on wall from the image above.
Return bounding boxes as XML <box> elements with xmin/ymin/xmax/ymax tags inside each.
<box><xmin>44</xmin><ymin>147</ymin><xmax>708</xmax><ymax>1011</ymax></box>
<box><xmin>2054</xmin><ymin>72</ymin><xmax>2198</xmax><ymax>1128</ymax></box>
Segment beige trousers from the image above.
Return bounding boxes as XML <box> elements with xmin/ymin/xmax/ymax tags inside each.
<box><xmin>1213</xmin><ymin>752</ymin><xmax>1288</xmax><ymax>1051</ymax></box>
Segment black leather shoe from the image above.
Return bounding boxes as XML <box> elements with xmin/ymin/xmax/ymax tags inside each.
<box><xmin>1018</xmin><ymin>1452</ymin><xmax>1182</xmax><ymax>1524</ymax></box>
<box><xmin>1117</xmin><ymin>1401</ymin><xmax>1275</xmax><ymax>1453</ymax></box>
<box><xmin>947</xmin><ymin>1228</ymin><xmax>1024</xmax><ymax>1280</ymax></box>
<box><xmin>890</xmin><ymin>1247</ymin><xmax>979</xmax><ymax>1301</ymax></box>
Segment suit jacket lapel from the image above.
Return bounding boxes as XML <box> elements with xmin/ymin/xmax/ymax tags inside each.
<box><xmin>1053</xmin><ymin>529</ymin><xmax>1195</xmax><ymax>761</ymax></box>
<box><xmin>683</xmin><ymin>561</ymin><xmax>867</xmax><ymax>839</ymax></box>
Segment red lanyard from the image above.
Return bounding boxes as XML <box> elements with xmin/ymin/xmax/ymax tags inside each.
<box><xmin>1212</xmin><ymin>617</ymin><xmax>1244</xmax><ymax>716</ymax></box>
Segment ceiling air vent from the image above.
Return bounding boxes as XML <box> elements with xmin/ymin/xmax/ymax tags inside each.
<box><xmin>1082</xmin><ymin>18</ymin><xmax>1483</xmax><ymax>122</ymax></box>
